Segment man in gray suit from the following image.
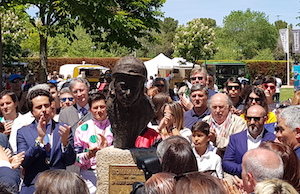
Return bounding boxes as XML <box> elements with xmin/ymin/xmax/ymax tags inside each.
<box><xmin>58</xmin><ymin>77</ymin><xmax>93</xmax><ymax>133</ymax></box>
<box><xmin>58</xmin><ymin>77</ymin><xmax>93</xmax><ymax>173</ymax></box>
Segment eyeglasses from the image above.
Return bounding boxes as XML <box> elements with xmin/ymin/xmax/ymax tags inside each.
<box><xmin>248</xmin><ymin>97</ymin><xmax>261</xmax><ymax>102</ymax></box>
<box><xmin>276</xmin><ymin>104</ymin><xmax>290</xmax><ymax>109</ymax></box>
<box><xmin>60</xmin><ymin>97</ymin><xmax>74</xmax><ymax>102</ymax></box>
<box><xmin>262</xmin><ymin>84</ymin><xmax>275</xmax><ymax>90</ymax></box>
<box><xmin>246</xmin><ymin>116</ymin><xmax>263</xmax><ymax>122</ymax></box>
<box><xmin>227</xmin><ymin>85</ymin><xmax>240</xmax><ymax>90</ymax></box>
<box><xmin>190</xmin><ymin>76</ymin><xmax>203</xmax><ymax>81</ymax></box>
<box><xmin>154</xmin><ymin>84</ymin><xmax>165</xmax><ymax>87</ymax></box>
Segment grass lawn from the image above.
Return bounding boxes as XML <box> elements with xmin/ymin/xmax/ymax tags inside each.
<box><xmin>280</xmin><ymin>88</ymin><xmax>294</xmax><ymax>102</ymax></box>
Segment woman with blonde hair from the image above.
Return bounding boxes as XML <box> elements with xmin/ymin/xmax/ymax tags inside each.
<box><xmin>254</xmin><ymin>179</ymin><xmax>298</xmax><ymax>194</ymax></box>
<box><xmin>157</xmin><ymin>101</ymin><xmax>192</xmax><ymax>142</ymax></box>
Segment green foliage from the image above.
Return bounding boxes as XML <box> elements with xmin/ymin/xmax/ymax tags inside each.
<box><xmin>62</xmin><ymin>0</ymin><xmax>166</xmax><ymax>49</ymax></box>
<box><xmin>136</xmin><ymin>17</ymin><xmax>178</xmax><ymax>58</ymax></box>
<box><xmin>0</xmin><ymin>5</ymin><xmax>30</xmax><ymax>64</ymax></box>
<box><xmin>221</xmin><ymin>9</ymin><xmax>278</xmax><ymax>59</ymax></box>
<box><xmin>252</xmin><ymin>48</ymin><xmax>274</xmax><ymax>60</ymax></box>
<box><xmin>213</xmin><ymin>27</ymin><xmax>243</xmax><ymax>60</ymax></box>
<box><xmin>20</xmin><ymin>32</ymin><xmax>39</xmax><ymax>56</ymax></box>
<box><xmin>274</xmin><ymin>20</ymin><xmax>288</xmax><ymax>31</ymax></box>
<box><xmin>243</xmin><ymin>60</ymin><xmax>288</xmax><ymax>83</ymax></box>
<box><xmin>173</xmin><ymin>18</ymin><xmax>217</xmax><ymax>62</ymax></box>
<box><xmin>5</xmin><ymin>0</ymin><xmax>165</xmax><ymax>82</ymax></box>
<box><xmin>199</xmin><ymin>18</ymin><xmax>216</xmax><ymax>28</ymax></box>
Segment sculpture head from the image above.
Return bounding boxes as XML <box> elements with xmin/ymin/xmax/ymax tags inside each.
<box><xmin>107</xmin><ymin>56</ymin><xmax>155</xmax><ymax>148</ymax></box>
<box><xmin>112</xmin><ymin>56</ymin><xmax>147</xmax><ymax>107</ymax></box>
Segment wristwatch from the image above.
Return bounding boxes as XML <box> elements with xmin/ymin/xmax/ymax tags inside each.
<box><xmin>35</xmin><ymin>139</ymin><xmax>44</xmax><ymax>148</ymax></box>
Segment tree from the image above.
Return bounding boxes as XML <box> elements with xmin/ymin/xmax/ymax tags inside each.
<box><xmin>4</xmin><ymin>0</ymin><xmax>165</xmax><ymax>82</ymax></box>
<box><xmin>158</xmin><ymin>17</ymin><xmax>178</xmax><ymax>57</ymax></box>
<box><xmin>252</xmin><ymin>48</ymin><xmax>274</xmax><ymax>60</ymax></box>
<box><xmin>274</xmin><ymin>20</ymin><xmax>288</xmax><ymax>31</ymax></box>
<box><xmin>173</xmin><ymin>18</ymin><xmax>217</xmax><ymax>63</ymax></box>
<box><xmin>0</xmin><ymin>5</ymin><xmax>29</xmax><ymax>90</ymax></box>
<box><xmin>199</xmin><ymin>18</ymin><xmax>216</xmax><ymax>28</ymax></box>
<box><xmin>221</xmin><ymin>9</ymin><xmax>277</xmax><ymax>59</ymax></box>
<box><xmin>1</xmin><ymin>7</ymin><xmax>29</xmax><ymax>64</ymax></box>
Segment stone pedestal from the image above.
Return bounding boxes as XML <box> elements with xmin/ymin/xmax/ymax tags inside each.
<box><xmin>96</xmin><ymin>147</ymin><xmax>156</xmax><ymax>194</ymax></box>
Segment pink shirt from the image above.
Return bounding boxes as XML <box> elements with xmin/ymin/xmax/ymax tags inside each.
<box><xmin>74</xmin><ymin>119</ymin><xmax>113</xmax><ymax>170</ymax></box>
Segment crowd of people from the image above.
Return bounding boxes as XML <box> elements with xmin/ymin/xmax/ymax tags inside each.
<box><xmin>0</xmin><ymin>56</ymin><xmax>299</xmax><ymax>194</ymax></box>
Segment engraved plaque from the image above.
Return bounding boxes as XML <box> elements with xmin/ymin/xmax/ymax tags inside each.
<box><xmin>109</xmin><ymin>164</ymin><xmax>145</xmax><ymax>194</ymax></box>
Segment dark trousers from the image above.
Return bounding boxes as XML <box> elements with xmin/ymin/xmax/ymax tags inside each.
<box><xmin>273</xmin><ymin>93</ymin><xmax>280</xmax><ymax>103</ymax></box>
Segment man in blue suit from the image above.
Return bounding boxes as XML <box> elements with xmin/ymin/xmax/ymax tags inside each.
<box><xmin>17</xmin><ymin>89</ymin><xmax>76</xmax><ymax>194</ymax></box>
<box><xmin>222</xmin><ymin>105</ymin><xmax>275</xmax><ymax>178</ymax></box>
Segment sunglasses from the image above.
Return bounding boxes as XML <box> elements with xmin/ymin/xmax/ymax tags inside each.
<box><xmin>60</xmin><ymin>97</ymin><xmax>74</xmax><ymax>102</ymax></box>
<box><xmin>155</xmin><ymin>84</ymin><xmax>165</xmax><ymax>87</ymax></box>
<box><xmin>248</xmin><ymin>97</ymin><xmax>261</xmax><ymax>102</ymax></box>
<box><xmin>190</xmin><ymin>76</ymin><xmax>203</xmax><ymax>81</ymax></box>
<box><xmin>276</xmin><ymin>104</ymin><xmax>290</xmax><ymax>109</ymax></box>
<box><xmin>262</xmin><ymin>84</ymin><xmax>275</xmax><ymax>90</ymax></box>
<box><xmin>246</xmin><ymin>116</ymin><xmax>263</xmax><ymax>122</ymax></box>
<box><xmin>227</xmin><ymin>85</ymin><xmax>240</xmax><ymax>90</ymax></box>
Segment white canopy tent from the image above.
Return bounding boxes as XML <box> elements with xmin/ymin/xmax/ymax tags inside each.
<box><xmin>171</xmin><ymin>57</ymin><xmax>200</xmax><ymax>69</ymax></box>
<box><xmin>144</xmin><ymin>53</ymin><xmax>174</xmax><ymax>79</ymax></box>
<box><xmin>144</xmin><ymin>53</ymin><xmax>200</xmax><ymax>83</ymax></box>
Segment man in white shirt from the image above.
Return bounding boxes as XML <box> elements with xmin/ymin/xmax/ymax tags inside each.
<box><xmin>273</xmin><ymin>73</ymin><xmax>282</xmax><ymax>103</ymax></box>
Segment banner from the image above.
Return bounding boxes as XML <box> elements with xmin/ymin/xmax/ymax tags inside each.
<box><xmin>279</xmin><ymin>28</ymin><xmax>289</xmax><ymax>53</ymax></box>
<box><xmin>292</xmin><ymin>30</ymin><xmax>300</xmax><ymax>53</ymax></box>
<box><xmin>294</xmin><ymin>65</ymin><xmax>300</xmax><ymax>91</ymax></box>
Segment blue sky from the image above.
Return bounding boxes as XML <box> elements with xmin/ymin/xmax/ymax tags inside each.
<box><xmin>161</xmin><ymin>0</ymin><xmax>300</xmax><ymax>27</ymax></box>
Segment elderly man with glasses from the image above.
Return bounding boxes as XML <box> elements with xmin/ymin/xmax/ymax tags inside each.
<box><xmin>222</xmin><ymin>105</ymin><xmax>275</xmax><ymax>178</ymax></box>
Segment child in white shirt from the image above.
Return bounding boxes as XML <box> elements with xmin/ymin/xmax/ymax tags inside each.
<box><xmin>191</xmin><ymin>121</ymin><xmax>223</xmax><ymax>179</ymax></box>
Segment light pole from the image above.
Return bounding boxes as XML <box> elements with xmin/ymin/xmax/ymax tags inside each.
<box><xmin>91</xmin><ymin>46</ymin><xmax>96</xmax><ymax>57</ymax></box>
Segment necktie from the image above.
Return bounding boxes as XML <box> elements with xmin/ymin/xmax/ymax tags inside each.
<box><xmin>44</xmin><ymin>124</ymin><xmax>51</xmax><ymax>160</ymax></box>
<box><xmin>80</xmin><ymin>107</ymin><xmax>88</xmax><ymax>116</ymax></box>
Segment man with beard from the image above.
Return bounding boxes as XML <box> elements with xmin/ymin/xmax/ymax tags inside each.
<box><xmin>222</xmin><ymin>105</ymin><xmax>275</xmax><ymax>178</ymax></box>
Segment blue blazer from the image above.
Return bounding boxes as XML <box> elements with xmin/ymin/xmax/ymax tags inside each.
<box><xmin>17</xmin><ymin>120</ymin><xmax>76</xmax><ymax>189</ymax></box>
<box><xmin>222</xmin><ymin>129</ymin><xmax>275</xmax><ymax>177</ymax></box>
<box><xmin>0</xmin><ymin>133</ymin><xmax>11</xmax><ymax>150</ymax></box>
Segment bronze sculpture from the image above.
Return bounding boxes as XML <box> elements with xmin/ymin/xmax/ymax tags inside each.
<box><xmin>106</xmin><ymin>56</ymin><xmax>155</xmax><ymax>148</ymax></box>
